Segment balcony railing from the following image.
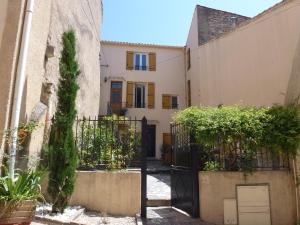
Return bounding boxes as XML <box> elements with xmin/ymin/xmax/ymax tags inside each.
<box><xmin>107</xmin><ymin>102</ymin><xmax>154</xmax><ymax>115</ymax></box>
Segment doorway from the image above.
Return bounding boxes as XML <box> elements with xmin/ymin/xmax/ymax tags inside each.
<box><xmin>147</xmin><ymin>125</ymin><xmax>156</xmax><ymax>157</ymax></box>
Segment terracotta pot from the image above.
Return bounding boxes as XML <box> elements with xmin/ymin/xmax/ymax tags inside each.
<box><xmin>0</xmin><ymin>201</ymin><xmax>36</xmax><ymax>225</ymax></box>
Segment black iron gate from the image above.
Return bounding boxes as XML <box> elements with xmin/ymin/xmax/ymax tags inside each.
<box><xmin>170</xmin><ymin>123</ymin><xmax>200</xmax><ymax>218</ymax></box>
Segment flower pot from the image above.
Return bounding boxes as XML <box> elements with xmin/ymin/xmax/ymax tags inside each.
<box><xmin>0</xmin><ymin>201</ymin><xmax>36</xmax><ymax>225</ymax></box>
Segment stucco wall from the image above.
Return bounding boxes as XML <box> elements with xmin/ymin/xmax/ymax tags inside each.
<box><xmin>0</xmin><ymin>0</ymin><xmax>25</xmax><ymax>161</ymax></box>
<box><xmin>187</xmin><ymin>0</ymin><xmax>300</xmax><ymax>107</ymax></box>
<box><xmin>199</xmin><ymin>171</ymin><xmax>296</xmax><ymax>225</ymax></box>
<box><xmin>100</xmin><ymin>43</ymin><xmax>185</xmax><ymax>158</ymax></box>
<box><xmin>44</xmin><ymin>0</ymin><xmax>102</xmax><ymax>119</ymax></box>
<box><xmin>21</xmin><ymin>0</ymin><xmax>102</xmax><ymax>166</ymax></box>
<box><xmin>70</xmin><ymin>171</ymin><xmax>141</xmax><ymax>216</ymax></box>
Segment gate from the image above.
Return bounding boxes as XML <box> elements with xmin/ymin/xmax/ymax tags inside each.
<box><xmin>170</xmin><ymin>123</ymin><xmax>200</xmax><ymax>218</ymax></box>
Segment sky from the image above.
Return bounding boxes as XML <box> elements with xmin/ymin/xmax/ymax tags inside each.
<box><xmin>101</xmin><ymin>0</ymin><xmax>283</xmax><ymax>46</ymax></box>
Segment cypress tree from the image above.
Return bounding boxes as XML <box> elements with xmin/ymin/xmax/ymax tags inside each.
<box><xmin>48</xmin><ymin>30</ymin><xmax>80</xmax><ymax>213</ymax></box>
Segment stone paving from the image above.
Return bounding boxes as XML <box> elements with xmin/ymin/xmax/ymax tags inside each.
<box><xmin>142</xmin><ymin>207</ymin><xmax>214</xmax><ymax>225</ymax></box>
<box><xmin>147</xmin><ymin>174</ymin><xmax>171</xmax><ymax>200</ymax></box>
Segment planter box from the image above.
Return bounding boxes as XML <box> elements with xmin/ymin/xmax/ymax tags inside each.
<box><xmin>0</xmin><ymin>201</ymin><xmax>36</xmax><ymax>225</ymax></box>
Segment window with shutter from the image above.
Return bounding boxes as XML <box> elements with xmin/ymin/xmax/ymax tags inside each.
<box><xmin>187</xmin><ymin>80</ymin><xmax>191</xmax><ymax>106</ymax></box>
<box><xmin>126</xmin><ymin>51</ymin><xmax>134</xmax><ymax>70</ymax></box>
<box><xmin>162</xmin><ymin>95</ymin><xmax>171</xmax><ymax>109</ymax></box>
<box><xmin>126</xmin><ymin>82</ymin><xmax>133</xmax><ymax>107</ymax></box>
<box><xmin>148</xmin><ymin>83</ymin><xmax>155</xmax><ymax>109</ymax></box>
<box><xmin>149</xmin><ymin>52</ymin><xmax>156</xmax><ymax>71</ymax></box>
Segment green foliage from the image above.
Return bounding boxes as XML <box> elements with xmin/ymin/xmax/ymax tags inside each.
<box><xmin>48</xmin><ymin>30</ymin><xmax>80</xmax><ymax>213</ymax></box>
<box><xmin>78</xmin><ymin>116</ymin><xmax>141</xmax><ymax>170</ymax></box>
<box><xmin>174</xmin><ymin>105</ymin><xmax>300</xmax><ymax>172</ymax></box>
<box><xmin>0</xmin><ymin>168</ymin><xmax>44</xmax><ymax>206</ymax></box>
<box><xmin>203</xmin><ymin>161</ymin><xmax>220</xmax><ymax>171</ymax></box>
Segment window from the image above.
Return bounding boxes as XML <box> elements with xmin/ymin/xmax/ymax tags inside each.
<box><xmin>162</xmin><ymin>95</ymin><xmax>178</xmax><ymax>109</ymax></box>
<box><xmin>126</xmin><ymin>51</ymin><xmax>156</xmax><ymax>71</ymax></box>
<box><xmin>171</xmin><ymin>96</ymin><xmax>178</xmax><ymax>109</ymax></box>
<box><xmin>135</xmin><ymin>84</ymin><xmax>146</xmax><ymax>108</ymax></box>
<box><xmin>134</xmin><ymin>53</ymin><xmax>148</xmax><ymax>71</ymax></box>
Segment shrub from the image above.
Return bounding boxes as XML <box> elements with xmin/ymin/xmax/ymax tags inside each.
<box><xmin>174</xmin><ymin>105</ymin><xmax>300</xmax><ymax>172</ymax></box>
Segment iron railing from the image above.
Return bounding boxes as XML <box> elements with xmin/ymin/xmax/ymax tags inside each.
<box><xmin>171</xmin><ymin>122</ymin><xmax>290</xmax><ymax>171</ymax></box>
<box><xmin>75</xmin><ymin>116</ymin><xmax>143</xmax><ymax>170</ymax></box>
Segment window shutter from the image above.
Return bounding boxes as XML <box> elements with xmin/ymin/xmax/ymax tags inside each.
<box><xmin>148</xmin><ymin>83</ymin><xmax>155</xmax><ymax>109</ymax></box>
<box><xmin>126</xmin><ymin>51</ymin><xmax>134</xmax><ymax>70</ymax></box>
<box><xmin>149</xmin><ymin>52</ymin><xmax>156</xmax><ymax>71</ymax></box>
<box><xmin>162</xmin><ymin>95</ymin><xmax>171</xmax><ymax>109</ymax></box>
<box><xmin>187</xmin><ymin>80</ymin><xmax>191</xmax><ymax>106</ymax></box>
<box><xmin>187</xmin><ymin>48</ymin><xmax>191</xmax><ymax>70</ymax></box>
<box><xmin>126</xmin><ymin>82</ymin><xmax>133</xmax><ymax>108</ymax></box>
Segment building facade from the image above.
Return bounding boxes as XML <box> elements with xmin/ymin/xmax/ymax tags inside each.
<box><xmin>0</xmin><ymin>0</ymin><xmax>103</xmax><ymax>168</ymax></box>
<box><xmin>100</xmin><ymin>41</ymin><xmax>185</xmax><ymax>158</ymax></box>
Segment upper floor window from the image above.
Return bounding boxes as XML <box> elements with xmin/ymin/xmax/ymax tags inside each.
<box><xmin>134</xmin><ymin>53</ymin><xmax>148</xmax><ymax>71</ymax></box>
<box><xmin>126</xmin><ymin>51</ymin><xmax>156</xmax><ymax>71</ymax></box>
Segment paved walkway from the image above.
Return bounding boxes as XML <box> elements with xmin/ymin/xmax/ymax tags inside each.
<box><xmin>147</xmin><ymin>174</ymin><xmax>170</xmax><ymax>200</ymax></box>
<box><xmin>142</xmin><ymin>207</ymin><xmax>214</xmax><ymax>225</ymax></box>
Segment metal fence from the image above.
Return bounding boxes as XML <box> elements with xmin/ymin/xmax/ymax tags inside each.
<box><xmin>75</xmin><ymin>116</ymin><xmax>143</xmax><ymax>170</ymax></box>
<box><xmin>171</xmin><ymin>122</ymin><xmax>290</xmax><ymax>171</ymax></box>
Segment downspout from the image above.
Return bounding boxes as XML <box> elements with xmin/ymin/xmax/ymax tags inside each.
<box><xmin>9</xmin><ymin>0</ymin><xmax>35</xmax><ymax>178</ymax></box>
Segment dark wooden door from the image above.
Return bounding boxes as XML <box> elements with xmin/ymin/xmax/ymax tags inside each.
<box><xmin>110</xmin><ymin>81</ymin><xmax>122</xmax><ymax>114</ymax></box>
<box><xmin>147</xmin><ymin>125</ymin><xmax>156</xmax><ymax>157</ymax></box>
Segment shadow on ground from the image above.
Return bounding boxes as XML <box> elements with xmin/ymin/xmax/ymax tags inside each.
<box><xmin>142</xmin><ymin>207</ymin><xmax>215</xmax><ymax>225</ymax></box>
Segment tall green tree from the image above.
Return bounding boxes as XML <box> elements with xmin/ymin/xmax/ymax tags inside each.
<box><xmin>48</xmin><ymin>30</ymin><xmax>80</xmax><ymax>213</ymax></box>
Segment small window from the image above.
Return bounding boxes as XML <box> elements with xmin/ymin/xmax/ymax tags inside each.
<box><xmin>162</xmin><ymin>95</ymin><xmax>178</xmax><ymax>109</ymax></box>
<box><xmin>171</xmin><ymin>96</ymin><xmax>178</xmax><ymax>109</ymax></box>
<box><xmin>134</xmin><ymin>53</ymin><xmax>148</xmax><ymax>71</ymax></box>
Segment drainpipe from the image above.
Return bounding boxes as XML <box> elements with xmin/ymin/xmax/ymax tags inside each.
<box><xmin>9</xmin><ymin>0</ymin><xmax>35</xmax><ymax>178</ymax></box>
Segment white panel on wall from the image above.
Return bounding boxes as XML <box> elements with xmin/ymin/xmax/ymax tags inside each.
<box><xmin>224</xmin><ymin>199</ymin><xmax>237</xmax><ymax>225</ymax></box>
<box><xmin>237</xmin><ymin>185</ymin><xmax>271</xmax><ymax>225</ymax></box>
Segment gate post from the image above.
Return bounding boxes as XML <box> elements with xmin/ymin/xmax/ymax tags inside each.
<box><xmin>141</xmin><ymin>117</ymin><xmax>147</xmax><ymax>218</ymax></box>
<box><xmin>190</xmin><ymin>134</ymin><xmax>200</xmax><ymax>218</ymax></box>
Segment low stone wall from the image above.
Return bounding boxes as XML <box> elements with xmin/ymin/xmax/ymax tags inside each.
<box><xmin>42</xmin><ymin>170</ymin><xmax>141</xmax><ymax>216</ymax></box>
<box><xmin>199</xmin><ymin>171</ymin><xmax>296</xmax><ymax>225</ymax></box>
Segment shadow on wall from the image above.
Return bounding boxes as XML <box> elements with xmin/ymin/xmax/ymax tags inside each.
<box><xmin>285</xmin><ymin>35</ymin><xmax>300</xmax><ymax>105</ymax></box>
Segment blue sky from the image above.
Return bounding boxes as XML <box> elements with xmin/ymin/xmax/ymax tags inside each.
<box><xmin>101</xmin><ymin>0</ymin><xmax>282</xmax><ymax>46</ymax></box>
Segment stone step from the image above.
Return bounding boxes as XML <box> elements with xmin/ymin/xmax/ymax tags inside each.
<box><xmin>147</xmin><ymin>199</ymin><xmax>171</xmax><ymax>207</ymax></box>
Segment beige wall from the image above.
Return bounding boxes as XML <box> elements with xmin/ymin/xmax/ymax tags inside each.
<box><xmin>0</xmin><ymin>0</ymin><xmax>102</xmax><ymax>167</ymax></box>
<box><xmin>199</xmin><ymin>171</ymin><xmax>296</xmax><ymax>225</ymax></box>
<box><xmin>69</xmin><ymin>171</ymin><xmax>141</xmax><ymax>216</ymax></box>
<box><xmin>187</xmin><ymin>0</ymin><xmax>300</xmax><ymax>107</ymax></box>
<box><xmin>0</xmin><ymin>0</ymin><xmax>25</xmax><ymax>162</ymax></box>
<box><xmin>100</xmin><ymin>43</ymin><xmax>185</xmax><ymax>158</ymax></box>
<box><xmin>0</xmin><ymin>0</ymin><xmax>8</xmax><ymax>48</ymax></box>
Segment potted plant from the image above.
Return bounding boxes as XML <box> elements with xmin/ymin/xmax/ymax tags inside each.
<box><xmin>17</xmin><ymin>121</ymin><xmax>38</xmax><ymax>146</ymax></box>
<box><xmin>0</xmin><ymin>169</ymin><xmax>43</xmax><ymax>225</ymax></box>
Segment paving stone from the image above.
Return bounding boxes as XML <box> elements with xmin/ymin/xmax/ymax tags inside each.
<box><xmin>147</xmin><ymin>174</ymin><xmax>171</xmax><ymax>200</ymax></box>
<box><xmin>142</xmin><ymin>207</ymin><xmax>215</xmax><ymax>225</ymax></box>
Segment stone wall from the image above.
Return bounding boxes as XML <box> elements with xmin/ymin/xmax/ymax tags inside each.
<box><xmin>197</xmin><ymin>5</ymin><xmax>249</xmax><ymax>45</ymax></box>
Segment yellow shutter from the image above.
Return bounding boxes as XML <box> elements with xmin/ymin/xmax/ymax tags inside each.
<box><xmin>126</xmin><ymin>51</ymin><xmax>134</xmax><ymax>70</ymax></box>
<box><xmin>148</xmin><ymin>83</ymin><xmax>155</xmax><ymax>109</ymax></box>
<box><xmin>149</xmin><ymin>52</ymin><xmax>156</xmax><ymax>71</ymax></box>
<box><xmin>162</xmin><ymin>95</ymin><xmax>171</xmax><ymax>109</ymax></box>
<box><xmin>187</xmin><ymin>48</ymin><xmax>191</xmax><ymax>70</ymax></box>
<box><xmin>126</xmin><ymin>82</ymin><xmax>133</xmax><ymax>108</ymax></box>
